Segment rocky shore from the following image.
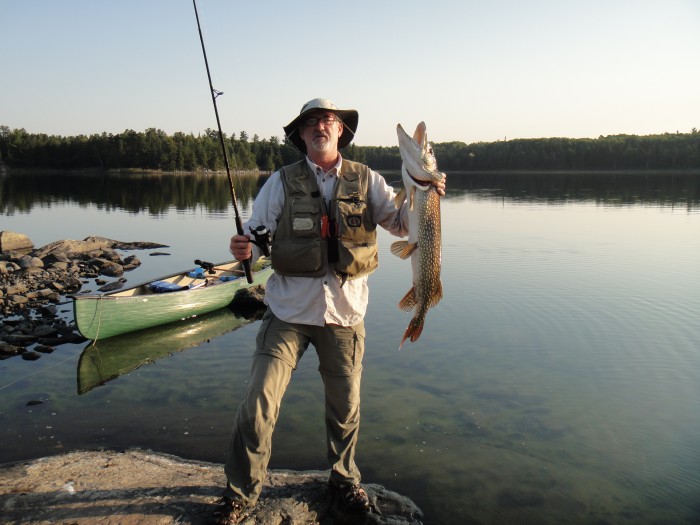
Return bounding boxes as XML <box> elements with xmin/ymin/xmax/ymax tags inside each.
<box><xmin>0</xmin><ymin>231</ymin><xmax>178</xmax><ymax>360</ymax></box>
<box><xmin>0</xmin><ymin>449</ymin><xmax>424</xmax><ymax>524</ymax></box>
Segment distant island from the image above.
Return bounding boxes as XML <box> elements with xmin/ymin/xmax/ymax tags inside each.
<box><xmin>1</xmin><ymin>125</ymin><xmax>698</xmax><ymax>172</ymax></box>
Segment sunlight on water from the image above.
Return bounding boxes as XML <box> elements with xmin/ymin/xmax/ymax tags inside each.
<box><xmin>1</xmin><ymin>171</ymin><xmax>699</xmax><ymax>525</ymax></box>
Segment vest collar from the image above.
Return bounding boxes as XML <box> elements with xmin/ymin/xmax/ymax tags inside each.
<box><xmin>306</xmin><ymin>155</ymin><xmax>342</xmax><ymax>177</ymax></box>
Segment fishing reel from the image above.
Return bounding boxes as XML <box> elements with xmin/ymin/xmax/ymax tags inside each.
<box><xmin>249</xmin><ymin>225</ymin><xmax>271</xmax><ymax>257</ymax></box>
<box><xmin>193</xmin><ymin>259</ymin><xmax>216</xmax><ymax>274</ymax></box>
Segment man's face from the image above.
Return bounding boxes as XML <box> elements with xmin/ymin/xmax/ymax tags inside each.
<box><xmin>298</xmin><ymin>111</ymin><xmax>344</xmax><ymax>155</ymax></box>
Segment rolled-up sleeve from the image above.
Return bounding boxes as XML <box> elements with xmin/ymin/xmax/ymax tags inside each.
<box><xmin>241</xmin><ymin>170</ymin><xmax>285</xmax><ymax>261</ymax></box>
<box><xmin>369</xmin><ymin>170</ymin><xmax>409</xmax><ymax>237</ymax></box>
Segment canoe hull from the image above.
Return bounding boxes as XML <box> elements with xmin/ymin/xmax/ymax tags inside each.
<box><xmin>73</xmin><ymin>259</ymin><xmax>271</xmax><ymax>340</ymax></box>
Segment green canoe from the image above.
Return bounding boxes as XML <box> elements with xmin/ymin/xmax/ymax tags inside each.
<box><xmin>77</xmin><ymin>306</ymin><xmax>254</xmax><ymax>394</ymax></box>
<box><xmin>73</xmin><ymin>257</ymin><xmax>271</xmax><ymax>341</ymax></box>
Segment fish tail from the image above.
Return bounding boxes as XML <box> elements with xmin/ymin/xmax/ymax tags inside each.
<box><xmin>399</xmin><ymin>315</ymin><xmax>424</xmax><ymax>349</ymax></box>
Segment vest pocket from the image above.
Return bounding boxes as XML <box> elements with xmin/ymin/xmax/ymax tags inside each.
<box><xmin>336</xmin><ymin>240</ymin><xmax>378</xmax><ymax>278</ymax></box>
<box><xmin>271</xmin><ymin>238</ymin><xmax>324</xmax><ymax>275</ymax></box>
<box><xmin>336</xmin><ymin>198</ymin><xmax>368</xmax><ymax>243</ymax></box>
<box><xmin>290</xmin><ymin>201</ymin><xmax>321</xmax><ymax>238</ymax></box>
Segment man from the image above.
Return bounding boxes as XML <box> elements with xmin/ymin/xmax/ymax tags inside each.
<box><xmin>212</xmin><ymin>98</ymin><xmax>445</xmax><ymax>524</ymax></box>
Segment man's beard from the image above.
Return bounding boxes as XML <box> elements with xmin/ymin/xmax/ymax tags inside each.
<box><xmin>308</xmin><ymin>133</ymin><xmax>333</xmax><ymax>153</ymax></box>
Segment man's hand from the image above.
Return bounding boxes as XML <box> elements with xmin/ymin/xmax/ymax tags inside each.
<box><xmin>434</xmin><ymin>173</ymin><xmax>447</xmax><ymax>197</ymax></box>
<box><xmin>229</xmin><ymin>234</ymin><xmax>252</xmax><ymax>261</ymax></box>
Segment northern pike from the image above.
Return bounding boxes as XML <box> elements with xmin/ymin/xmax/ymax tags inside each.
<box><xmin>391</xmin><ymin>122</ymin><xmax>445</xmax><ymax>348</ymax></box>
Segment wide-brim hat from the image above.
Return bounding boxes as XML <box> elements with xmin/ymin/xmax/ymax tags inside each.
<box><xmin>283</xmin><ymin>98</ymin><xmax>359</xmax><ymax>154</ymax></box>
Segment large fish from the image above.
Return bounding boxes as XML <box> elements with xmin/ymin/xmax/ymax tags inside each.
<box><xmin>391</xmin><ymin>122</ymin><xmax>445</xmax><ymax>348</ymax></box>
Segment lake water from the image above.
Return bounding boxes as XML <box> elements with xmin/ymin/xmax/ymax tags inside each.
<box><xmin>1</xmin><ymin>170</ymin><xmax>699</xmax><ymax>524</ymax></box>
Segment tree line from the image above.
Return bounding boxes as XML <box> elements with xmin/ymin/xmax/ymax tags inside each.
<box><xmin>1</xmin><ymin>124</ymin><xmax>698</xmax><ymax>172</ymax></box>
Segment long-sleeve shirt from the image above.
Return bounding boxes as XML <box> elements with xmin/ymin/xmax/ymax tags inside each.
<box><xmin>243</xmin><ymin>155</ymin><xmax>408</xmax><ymax>327</ymax></box>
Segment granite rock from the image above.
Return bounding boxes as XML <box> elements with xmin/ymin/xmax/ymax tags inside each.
<box><xmin>0</xmin><ymin>449</ymin><xmax>424</xmax><ymax>525</ymax></box>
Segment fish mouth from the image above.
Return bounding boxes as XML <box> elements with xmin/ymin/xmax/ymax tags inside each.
<box><xmin>406</xmin><ymin>168</ymin><xmax>432</xmax><ymax>187</ymax></box>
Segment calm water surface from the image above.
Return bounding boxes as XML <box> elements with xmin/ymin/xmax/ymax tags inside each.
<box><xmin>1</xmin><ymin>170</ymin><xmax>699</xmax><ymax>524</ymax></box>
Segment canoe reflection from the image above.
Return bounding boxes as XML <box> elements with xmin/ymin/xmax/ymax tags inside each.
<box><xmin>77</xmin><ymin>304</ymin><xmax>263</xmax><ymax>395</ymax></box>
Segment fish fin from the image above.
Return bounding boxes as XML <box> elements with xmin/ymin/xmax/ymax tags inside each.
<box><xmin>399</xmin><ymin>316</ymin><xmax>424</xmax><ymax>349</ymax></box>
<box><xmin>402</xmin><ymin>242</ymin><xmax>418</xmax><ymax>258</ymax></box>
<box><xmin>390</xmin><ymin>241</ymin><xmax>407</xmax><ymax>258</ymax></box>
<box><xmin>412</xmin><ymin>122</ymin><xmax>427</xmax><ymax>145</ymax></box>
<box><xmin>409</xmin><ymin>186</ymin><xmax>416</xmax><ymax>210</ymax></box>
<box><xmin>427</xmin><ymin>279</ymin><xmax>443</xmax><ymax>308</ymax></box>
<box><xmin>390</xmin><ymin>240</ymin><xmax>416</xmax><ymax>260</ymax></box>
<box><xmin>394</xmin><ymin>187</ymin><xmax>406</xmax><ymax>207</ymax></box>
<box><xmin>398</xmin><ymin>287</ymin><xmax>417</xmax><ymax>311</ymax></box>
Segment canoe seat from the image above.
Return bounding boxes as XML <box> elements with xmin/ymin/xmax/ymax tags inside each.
<box><xmin>149</xmin><ymin>280</ymin><xmax>189</xmax><ymax>293</ymax></box>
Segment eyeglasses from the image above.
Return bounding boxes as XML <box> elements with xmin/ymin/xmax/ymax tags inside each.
<box><xmin>301</xmin><ymin>116</ymin><xmax>341</xmax><ymax>127</ymax></box>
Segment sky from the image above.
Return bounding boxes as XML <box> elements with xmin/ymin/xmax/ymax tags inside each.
<box><xmin>1</xmin><ymin>0</ymin><xmax>699</xmax><ymax>147</ymax></box>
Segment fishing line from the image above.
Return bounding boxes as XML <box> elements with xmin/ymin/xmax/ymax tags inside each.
<box><xmin>0</xmin><ymin>347</ymin><xmax>83</xmax><ymax>392</ymax></box>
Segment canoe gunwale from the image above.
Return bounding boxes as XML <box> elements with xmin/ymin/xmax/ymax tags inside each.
<box><xmin>73</xmin><ymin>260</ymin><xmax>251</xmax><ymax>300</ymax></box>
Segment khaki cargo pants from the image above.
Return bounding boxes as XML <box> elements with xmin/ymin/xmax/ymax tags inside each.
<box><xmin>223</xmin><ymin>308</ymin><xmax>365</xmax><ymax>506</ymax></box>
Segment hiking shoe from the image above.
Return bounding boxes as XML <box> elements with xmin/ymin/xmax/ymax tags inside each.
<box><xmin>332</xmin><ymin>483</ymin><xmax>372</xmax><ymax>513</ymax></box>
<box><xmin>210</xmin><ymin>496</ymin><xmax>248</xmax><ymax>524</ymax></box>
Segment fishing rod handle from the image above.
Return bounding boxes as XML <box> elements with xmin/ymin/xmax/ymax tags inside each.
<box><xmin>241</xmin><ymin>259</ymin><xmax>254</xmax><ymax>284</ymax></box>
<box><xmin>235</xmin><ymin>215</ymin><xmax>254</xmax><ymax>284</ymax></box>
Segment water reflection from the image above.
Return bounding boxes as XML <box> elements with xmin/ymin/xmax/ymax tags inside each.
<box><xmin>0</xmin><ymin>170</ymin><xmax>266</xmax><ymax>215</ymax></box>
<box><xmin>2</xmin><ymin>170</ymin><xmax>698</xmax><ymax>214</ymax></box>
<box><xmin>387</xmin><ymin>170</ymin><xmax>700</xmax><ymax>209</ymax></box>
<box><xmin>77</xmin><ymin>306</ymin><xmax>259</xmax><ymax>394</ymax></box>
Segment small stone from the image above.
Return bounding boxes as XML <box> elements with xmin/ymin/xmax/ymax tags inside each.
<box><xmin>18</xmin><ymin>256</ymin><xmax>44</xmax><ymax>269</ymax></box>
<box><xmin>22</xmin><ymin>266</ymin><xmax>45</xmax><ymax>276</ymax></box>
<box><xmin>0</xmin><ymin>342</ymin><xmax>25</xmax><ymax>357</ymax></box>
<box><xmin>40</xmin><ymin>305</ymin><xmax>58</xmax><ymax>316</ymax></box>
<box><xmin>98</xmin><ymin>281</ymin><xmax>126</xmax><ymax>292</ymax></box>
<box><xmin>122</xmin><ymin>255</ymin><xmax>141</xmax><ymax>270</ymax></box>
<box><xmin>8</xmin><ymin>295</ymin><xmax>29</xmax><ymax>306</ymax></box>
<box><xmin>4</xmin><ymin>283</ymin><xmax>28</xmax><ymax>295</ymax></box>
<box><xmin>42</xmin><ymin>252</ymin><xmax>70</xmax><ymax>264</ymax></box>
<box><xmin>31</xmin><ymin>325</ymin><xmax>57</xmax><ymax>338</ymax></box>
<box><xmin>48</xmin><ymin>281</ymin><xmax>65</xmax><ymax>293</ymax></box>
<box><xmin>49</xmin><ymin>261</ymin><xmax>70</xmax><ymax>271</ymax></box>
<box><xmin>21</xmin><ymin>351</ymin><xmax>42</xmax><ymax>361</ymax></box>
<box><xmin>4</xmin><ymin>334</ymin><xmax>37</xmax><ymax>344</ymax></box>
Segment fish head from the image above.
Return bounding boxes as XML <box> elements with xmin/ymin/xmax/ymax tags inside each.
<box><xmin>397</xmin><ymin>122</ymin><xmax>445</xmax><ymax>191</ymax></box>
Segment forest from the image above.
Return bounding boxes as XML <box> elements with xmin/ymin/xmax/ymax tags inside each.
<box><xmin>1</xmin><ymin>124</ymin><xmax>698</xmax><ymax>172</ymax></box>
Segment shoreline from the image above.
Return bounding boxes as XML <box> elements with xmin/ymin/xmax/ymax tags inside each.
<box><xmin>2</xmin><ymin>166</ymin><xmax>699</xmax><ymax>176</ymax></box>
<box><xmin>0</xmin><ymin>448</ymin><xmax>423</xmax><ymax>524</ymax></box>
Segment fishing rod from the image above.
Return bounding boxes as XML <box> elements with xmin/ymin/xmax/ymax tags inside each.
<box><xmin>192</xmin><ymin>0</ymin><xmax>253</xmax><ymax>284</ymax></box>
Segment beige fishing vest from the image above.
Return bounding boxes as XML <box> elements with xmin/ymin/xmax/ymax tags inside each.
<box><xmin>271</xmin><ymin>159</ymin><xmax>379</xmax><ymax>279</ymax></box>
